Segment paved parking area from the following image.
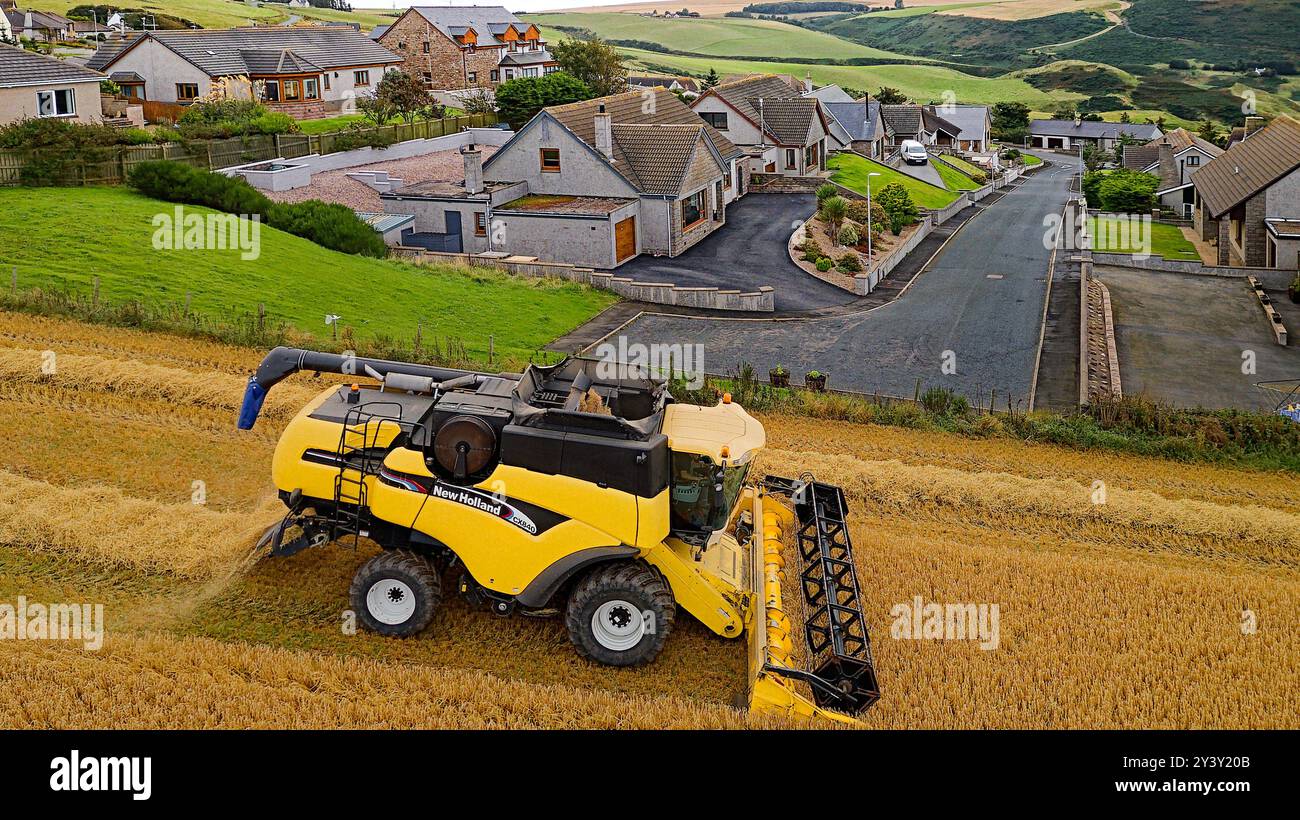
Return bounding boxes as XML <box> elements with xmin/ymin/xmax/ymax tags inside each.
<box><xmin>1096</xmin><ymin>266</ymin><xmax>1300</xmax><ymax>410</ymax></box>
<box><xmin>613</xmin><ymin>193</ymin><xmax>854</xmax><ymax>313</ymax></box>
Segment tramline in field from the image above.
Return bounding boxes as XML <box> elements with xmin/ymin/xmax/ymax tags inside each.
<box><xmin>237</xmin><ymin>348</ymin><xmax>880</xmax><ymax>723</ymax></box>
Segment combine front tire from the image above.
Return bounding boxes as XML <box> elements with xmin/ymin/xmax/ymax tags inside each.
<box><xmin>350</xmin><ymin>550</ymin><xmax>442</xmax><ymax>637</ymax></box>
<box><xmin>565</xmin><ymin>562</ymin><xmax>675</xmax><ymax>666</ymax></box>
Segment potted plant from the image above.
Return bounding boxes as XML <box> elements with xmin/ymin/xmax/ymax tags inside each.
<box><xmin>1289</xmin><ymin>273</ymin><xmax>1300</xmax><ymax>304</ymax></box>
<box><xmin>805</xmin><ymin>370</ymin><xmax>828</xmax><ymax>392</ymax></box>
<box><xmin>769</xmin><ymin>364</ymin><xmax>789</xmax><ymax>388</ymax></box>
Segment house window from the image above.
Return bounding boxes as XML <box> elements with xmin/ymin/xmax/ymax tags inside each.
<box><xmin>505</xmin><ymin>68</ymin><xmax>515</xmax><ymax>80</ymax></box>
<box><xmin>354</xmin><ymin>70</ymin><xmax>370</xmax><ymax>86</ymax></box>
<box><xmin>681</xmin><ymin>188</ymin><xmax>707</xmax><ymax>230</ymax></box>
<box><xmin>700</xmin><ymin>112</ymin><xmax>728</xmax><ymax>130</ymax></box>
<box><xmin>523</xmin><ymin>67</ymin><xmax>538</xmax><ymax>78</ymax></box>
<box><xmin>422</xmin><ymin>71</ymin><xmax>432</xmax><ymax>84</ymax></box>
<box><xmin>35</xmin><ymin>88</ymin><xmax>75</xmax><ymax>117</ymax></box>
<box><xmin>509</xmin><ymin>41</ymin><xmax>517</xmax><ymax>52</ymax></box>
<box><xmin>474</xmin><ymin>213</ymin><xmax>487</xmax><ymax>236</ymax></box>
<box><xmin>322</xmin><ymin>74</ymin><xmax>330</xmax><ymax>91</ymax></box>
<box><xmin>490</xmin><ymin>69</ymin><xmax>499</xmax><ymax>82</ymax></box>
<box><xmin>422</xmin><ymin>41</ymin><xmax>430</xmax><ymax>54</ymax></box>
<box><xmin>784</xmin><ymin>148</ymin><xmax>796</xmax><ymax>170</ymax></box>
<box><xmin>540</xmin><ymin>148</ymin><xmax>561</xmax><ymax>172</ymax></box>
<box><xmin>176</xmin><ymin>83</ymin><xmax>199</xmax><ymax>101</ymax></box>
<box><xmin>284</xmin><ymin>80</ymin><xmax>301</xmax><ymax>102</ymax></box>
<box><xmin>304</xmin><ymin>78</ymin><xmax>319</xmax><ymax>100</ymax></box>
<box><xmin>263</xmin><ymin>80</ymin><xmax>280</xmax><ymax>102</ymax></box>
<box><xmin>1187</xmin><ymin>155</ymin><xmax>1200</xmax><ymax>166</ymax></box>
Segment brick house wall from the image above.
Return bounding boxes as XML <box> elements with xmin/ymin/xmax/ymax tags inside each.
<box><xmin>379</xmin><ymin>11</ymin><xmax>463</xmax><ymax>90</ymax></box>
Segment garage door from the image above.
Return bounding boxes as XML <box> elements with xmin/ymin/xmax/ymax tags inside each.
<box><xmin>615</xmin><ymin>215</ymin><xmax>636</xmax><ymax>263</ymax></box>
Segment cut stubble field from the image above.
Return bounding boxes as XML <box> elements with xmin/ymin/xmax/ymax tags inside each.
<box><xmin>0</xmin><ymin>313</ymin><xmax>1296</xmax><ymax>729</ymax></box>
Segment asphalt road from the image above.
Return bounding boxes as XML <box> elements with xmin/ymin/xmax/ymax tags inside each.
<box><xmin>614</xmin><ymin>193</ymin><xmax>854</xmax><ymax>313</ymax></box>
<box><xmin>892</xmin><ymin>157</ymin><xmax>945</xmax><ymax>188</ymax></box>
<box><xmin>604</xmin><ymin>160</ymin><xmax>1074</xmax><ymax>403</ymax></box>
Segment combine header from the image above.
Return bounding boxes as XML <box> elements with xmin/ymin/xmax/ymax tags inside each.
<box><xmin>239</xmin><ymin>348</ymin><xmax>880</xmax><ymax>723</ymax></box>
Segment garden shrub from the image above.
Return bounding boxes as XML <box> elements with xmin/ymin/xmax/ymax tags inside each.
<box><xmin>837</xmin><ymin>222</ymin><xmax>859</xmax><ymax>246</ymax></box>
<box><xmin>836</xmin><ymin>252</ymin><xmax>862</xmax><ymax>273</ymax></box>
<box><xmin>877</xmin><ymin>182</ymin><xmax>918</xmax><ymax>234</ymax></box>
<box><xmin>816</xmin><ymin>257</ymin><xmax>833</xmax><ymax>272</ymax></box>
<box><xmin>329</xmin><ymin>124</ymin><xmax>398</xmax><ymax>151</ymax></box>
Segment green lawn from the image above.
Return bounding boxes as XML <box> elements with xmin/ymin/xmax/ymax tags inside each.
<box><xmin>938</xmin><ymin>153</ymin><xmax>986</xmax><ymax>177</ymax></box>
<box><xmin>527</xmin><ymin>12</ymin><xmax>924</xmax><ymax>61</ymax></box>
<box><xmin>1089</xmin><ymin>216</ymin><xmax>1201</xmax><ymax>261</ymax></box>
<box><xmin>0</xmin><ymin>188</ymin><xmax>615</xmax><ymax>359</ymax></box>
<box><xmin>933</xmin><ymin>159</ymin><xmax>981</xmax><ymax>191</ymax></box>
<box><xmin>1020</xmin><ymin>153</ymin><xmax>1043</xmax><ymax>166</ymax></box>
<box><xmin>828</xmin><ymin>153</ymin><xmax>960</xmax><ymax>209</ymax></box>
<box><xmin>296</xmin><ymin>109</ymin><xmax>467</xmax><ymax>136</ymax></box>
<box><xmin>618</xmin><ymin>47</ymin><xmax>1072</xmax><ymax>107</ymax></box>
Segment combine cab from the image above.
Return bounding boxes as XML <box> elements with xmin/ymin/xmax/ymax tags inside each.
<box><xmin>238</xmin><ymin>348</ymin><xmax>880</xmax><ymax>723</ymax></box>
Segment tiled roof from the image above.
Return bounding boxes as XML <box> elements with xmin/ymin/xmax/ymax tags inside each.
<box><xmin>410</xmin><ymin>5</ymin><xmax>534</xmax><ymax>47</ymax></box>
<box><xmin>822</xmin><ymin>100</ymin><xmax>880</xmax><ymax>142</ymax></box>
<box><xmin>921</xmin><ymin>106</ymin><xmax>961</xmax><ymax>138</ymax></box>
<box><xmin>803</xmin><ymin>84</ymin><xmax>855</xmax><ymax>103</ymax></box>
<box><xmin>881</xmin><ymin>104</ymin><xmax>921</xmax><ymax>136</ymax></box>
<box><xmin>1028</xmin><ymin>118</ymin><xmax>1162</xmax><ymax>140</ymax></box>
<box><xmin>758</xmin><ymin>97</ymin><xmax>820</xmax><ymax>145</ymax></box>
<box><xmin>609</xmin><ymin>123</ymin><xmax>716</xmax><ymax>195</ymax></box>
<box><xmin>547</xmin><ymin>86</ymin><xmax>741</xmax><ymax>160</ymax></box>
<box><xmin>1121</xmin><ymin>143</ymin><xmax>1160</xmax><ymax>171</ymax></box>
<box><xmin>370</xmin><ymin>25</ymin><xmax>390</xmax><ymax>39</ymax></box>
<box><xmin>239</xmin><ymin>49</ymin><xmax>322</xmax><ymax>75</ymax></box>
<box><xmin>108</xmin><ymin>71</ymin><xmax>144</xmax><ymax>83</ymax></box>
<box><xmin>1192</xmin><ymin>115</ymin><xmax>1300</xmax><ymax>218</ymax></box>
<box><xmin>0</xmin><ymin>42</ymin><xmax>104</xmax><ymax>88</ymax></box>
<box><xmin>498</xmin><ymin>194</ymin><xmax>634</xmax><ymax>215</ymax></box>
<box><xmin>88</xmin><ymin>27</ymin><xmax>400</xmax><ymax>75</ymax></box>
<box><xmin>1122</xmin><ymin>128</ymin><xmax>1224</xmax><ymax>172</ymax></box>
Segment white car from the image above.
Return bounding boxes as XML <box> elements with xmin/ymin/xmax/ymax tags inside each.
<box><xmin>900</xmin><ymin>140</ymin><xmax>928</xmax><ymax>165</ymax></box>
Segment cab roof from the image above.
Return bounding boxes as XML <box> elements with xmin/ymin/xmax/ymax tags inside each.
<box><xmin>661</xmin><ymin>400</ymin><xmax>765</xmax><ymax>465</ymax></box>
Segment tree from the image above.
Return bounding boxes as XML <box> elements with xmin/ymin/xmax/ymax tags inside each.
<box><xmin>1081</xmin><ymin>142</ymin><xmax>1111</xmax><ymax>172</ymax></box>
<box><xmin>1097</xmin><ymin>169</ymin><xmax>1160</xmax><ymax>212</ymax></box>
<box><xmin>877</xmin><ymin>182</ymin><xmax>917</xmax><ymax>234</ymax></box>
<box><xmin>703</xmin><ymin>67</ymin><xmax>720</xmax><ymax>89</ymax></box>
<box><xmin>990</xmin><ymin>101</ymin><xmax>1030</xmax><ymax>142</ymax></box>
<box><xmin>1118</xmin><ymin>111</ymin><xmax>1132</xmax><ymax>123</ymax></box>
<box><xmin>552</xmin><ymin>37</ymin><xmax>627</xmax><ymax>97</ymax></box>
<box><xmin>875</xmin><ymin>86</ymin><xmax>906</xmax><ymax>105</ymax></box>
<box><xmin>459</xmin><ymin>87</ymin><xmax>496</xmax><ymax>116</ymax></box>
<box><xmin>1052</xmin><ymin>101</ymin><xmax>1077</xmax><ymax>120</ymax></box>
<box><xmin>375</xmin><ymin>69</ymin><xmax>440</xmax><ymax>124</ymax></box>
<box><xmin>494</xmin><ymin>72</ymin><xmax>592</xmax><ymax>130</ymax></box>
<box><xmin>1081</xmin><ymin>113</ymin><xmax>1103</xmax><ymax>122</ymax></box>
<box><xmin>819</xmin><ymin>195</ymin><xmax>848</xmax><ymax>242</ymax></box>
<box><xmin>1198</xmin><ymin>117</ymin><xmax>1223</xmax><ymax>147</ymax></box>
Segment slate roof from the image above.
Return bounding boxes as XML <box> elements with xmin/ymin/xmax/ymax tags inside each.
<box><xmin>1028</xmin><ymin>118</ymin><xmax>1162</xmax><ymax>140</ymax></box>
<box><xmin>921</xmin><ymin>106</ymin><xmax>961</xmax><ymax>138</ymax></box>
<box><xmin>930</xmin><ymin>104</ymin><xmax>989</xmax><ymax>143</ymax></box>
<box><xmin>239</xmin><ymin>49</ymin><xmax>322</xmax><ymax>75</ymax></box>
<box><xmin>87</xmin><ymin>27</ymin><xmax>400</xmax><ymax>75</ymax></box>
<box><xmin>704</xmin><ymin>75</ymin><xmax>822</xmax><ymax>146</ymax></box>
<box><xmin>410</xmin><ymin>5</ymin><xmax>535</xmax><ymax>47</ymax></box>
<box><xmin>822</xmin><ymin>100</ymin><xmax>881</xmax><ymax>142</ymax></box>
<box><xmin>803</xmin><ymin>84</ymin><xmax>854</xmax><ymax>103</ymax></box>
<box><xmin>0</xmin><ymin>42</ymin><xmax>104</xmax><ymax>88</ymax></box>
<box><xmin>880</xmin><ymin>104</ymin><xmax>921</xmax><ymax>136</ymax></box>
<box><xmin>370</xmin><ymin>25</ymin><xmax>390</xmax><ymax>39</ymax></box>
<box><xmin>521</xmin><ymin>88</ymin><xmax>738</xmax><ymax>196</ymax></box>
<box><xmin>1192</xmin><ymin>115</ymin><xmax>1300</xmax><ymax>218</ymax></box>
<box><xmin>499</xmin><ymin>49</ymin><xmax>554</xmax><ymax>66</ymax></box>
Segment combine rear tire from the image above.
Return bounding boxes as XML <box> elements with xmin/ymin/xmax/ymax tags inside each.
<box><xmin>565</xmin><ymin>562</ymin><xmax>674</xmax><ymax>666</ymax></box>
<box><xmin>350</xmin><ymin>550</ymin><xmax>442</xmax><ymax>637</ymax></box>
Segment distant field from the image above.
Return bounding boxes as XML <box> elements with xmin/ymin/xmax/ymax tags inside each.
<box><xmin>44</xmin><ymin>0</ymin><xmax>394</xmax><ymax>29</ymax></box>
<box><xmin>528</xmin><ymin>11</ymin><xmax>923</xmax><ymax>60</ymax></box>
<box><xmin>620</xmin><ymin>47</ymin><xmax>1073</xmax><ymax>106</ymax></box>
<box><xmin>942</xmin><ymin>0</ymin><xmax>1120</xmax><ymax>20</ymax></box>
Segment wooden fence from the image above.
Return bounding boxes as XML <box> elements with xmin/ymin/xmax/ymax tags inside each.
<box><xmin>0</xmin><ymin>112</ymin><xmax>499</xmax><ymax>187</ymax></box>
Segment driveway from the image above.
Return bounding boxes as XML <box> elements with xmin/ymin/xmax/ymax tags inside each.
<box><xmin>599</xmin><ymin>160</ymin><xmax>1073</xmax><ymax>403</ymax></box>
<box><xmin>891</xmin><ymin>157</ymin><xmax>945</xmax><ymax>188</ymax></box>
<box><xmin>1096</xmin><ymin>266</ymin><xmax>1300</xmax><ymax>411</ymax></box>
<box><xmin>615</xmin><ymin>193</ymin><xmax>854</xmax><ymax>313</ymax></box>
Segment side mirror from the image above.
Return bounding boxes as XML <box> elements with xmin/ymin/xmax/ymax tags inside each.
<box><xmin>709</xmin><ymin>465</ymin><xmax>727</xmax><ymax>524</ymax></box>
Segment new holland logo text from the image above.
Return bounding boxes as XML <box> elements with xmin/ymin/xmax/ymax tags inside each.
<box><xmin>380</xmin><ymin>470</ymin><xmax>538</xmax><ymax>534</ymax></box>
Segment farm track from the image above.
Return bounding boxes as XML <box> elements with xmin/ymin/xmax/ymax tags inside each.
<box><xmin>0</xmin><ymin>317</ymin><xmax>1296</xmax><ymax>728</ymax></box>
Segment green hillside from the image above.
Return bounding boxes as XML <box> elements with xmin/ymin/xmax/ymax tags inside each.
<box><xmin>46</xmin><ymin>1</ymin><xmax>394</xmax><ymax>30</ymax></box>
<box><xmin>0</xmin><ymin>188</ymin><xmax>614</xmax><ymax>359</ymax></box>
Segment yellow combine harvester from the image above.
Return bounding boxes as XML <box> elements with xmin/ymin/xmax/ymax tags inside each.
<box><xmin>238</xmin><ymin>348</ymin><xmax>879</xmax><ymax>723</ymax></box>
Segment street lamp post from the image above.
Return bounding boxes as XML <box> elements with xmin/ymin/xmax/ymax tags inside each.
<box><xmin>866</xmin><ymin>171</ymin><xmax>881</xmax><ymax>277</ymax></box>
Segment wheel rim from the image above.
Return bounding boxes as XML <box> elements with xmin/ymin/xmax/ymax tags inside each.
<box><xmin>366</xmin><ymin>578</ymin><xmax>416</xmax><ymax>625</ymax></box>
<box><xmin>591</xmin><ymin>599</ymin><xmax>645</xmax><ymax>651</ymax></box>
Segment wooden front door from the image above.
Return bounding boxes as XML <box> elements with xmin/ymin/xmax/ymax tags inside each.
<box><xmin>615</xmin><ymin>215</ymin><xmax>636</xmax><ymax>263</ymax></box>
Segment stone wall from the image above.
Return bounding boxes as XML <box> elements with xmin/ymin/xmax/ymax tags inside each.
<box><xmin>1092</xmin><ymin>251</ymin><xmax>1294</xmax><ymax>289</ymax></box>
<box><xmin>392</xmin><ymin>248</ymin><xmax>776</xmax><ymax>312</ymax></box>
<box><xmin>380</xmin><ymin>13</ymin><xmax>464</xmax><ymax>89</ymax></box>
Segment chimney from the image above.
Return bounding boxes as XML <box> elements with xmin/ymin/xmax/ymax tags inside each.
<box><xmin>594</xmin><ymin>103</ymin><xmax>612</xmax><ymax>160</ymax></box>
<box><xmin>1157</xmin><ymin>139</ymin><xmax>1177</xmax><ymax>187</ymax></box>
<box><xmin>1244</xmin><ymin>115</ymin><xmax>1265</xmax><ymax>138</ymax></box>
<box><xmin>461</xmin><ymin>143</ymin><xmax>483</xmax><ymax>195</ymax></box>
<box><xmin>804</xmin><ymin>71</ymin><xmax>813</xmax><ymax>94</ymax></box>
<box><xmin>1074</xmin><ymin>114</ymin><xmax>1082</xmax><ymax>128</ymax></box>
